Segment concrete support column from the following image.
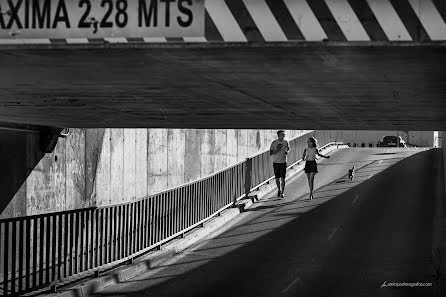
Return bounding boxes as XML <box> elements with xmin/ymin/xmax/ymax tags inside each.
<box><xmin>441</xmin><ymin>131</ymin><xmax>446</xmax><ymax>193</ymax></box>
<box><xmin>433</xmin><ymin>131</ymin><xmax>446</xmax><ymax>292</ymax></box>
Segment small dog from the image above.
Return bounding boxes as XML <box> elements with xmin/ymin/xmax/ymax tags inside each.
<box><xmin>348</xmin><ymin>166</ymin><xmax>355</xmax><ymax>181</ymax></box>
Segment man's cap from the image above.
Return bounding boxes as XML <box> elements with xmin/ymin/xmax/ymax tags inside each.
<box><xmin>277</xmin><ymin>130</ymin><xmax>285</xmax><ymax>134</ymax></box>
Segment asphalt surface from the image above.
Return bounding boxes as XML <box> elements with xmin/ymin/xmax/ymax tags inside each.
<box><xmin>94</xmin><ymin>147</ymin><xmax>440</xmax><ymax>297</ymax></box>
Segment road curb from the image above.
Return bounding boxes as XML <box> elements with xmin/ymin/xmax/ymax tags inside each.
<box><xmin>42</xmin><ymin>144</ymin><xmax>346</xmax><ymax>297</ymax></box>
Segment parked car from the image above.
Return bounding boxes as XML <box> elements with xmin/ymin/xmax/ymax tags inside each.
<box><xmin>377</xmin><ymin>136</ymin><xmax>407</xmax><ymax>147</ymax></box>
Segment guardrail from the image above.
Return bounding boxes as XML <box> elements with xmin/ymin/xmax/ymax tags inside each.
<box><xmin>0</xmin><ymin>130</ymin><xmax>344</xmax><ymax>296</ymax></box>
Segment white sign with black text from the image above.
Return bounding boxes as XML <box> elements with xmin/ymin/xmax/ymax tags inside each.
<box><xmin>0</xmin><ymin>0</ymin><xmax>204</xmax><ymax>39</ymax></box>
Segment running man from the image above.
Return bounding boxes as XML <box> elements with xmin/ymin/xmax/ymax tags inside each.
<box><xmin>270</xmin><ymin>130</ymin><xmax>290</xmax><ymax>198</ymax></box>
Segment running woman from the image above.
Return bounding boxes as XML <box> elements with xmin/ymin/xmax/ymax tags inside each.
<box><xmin>303</xmin><ymin>137</ymin><xmax>330</xmax><ymax>200</ymax></box>
<box><xmin>270</xmin><ymin>130</ymin><xmax>290</xmax><ymax>198</ymax></box>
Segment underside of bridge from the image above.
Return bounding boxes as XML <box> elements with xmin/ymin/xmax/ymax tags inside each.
<box><xmin>0</xmin><ymin>42</ymin><xmax>445</xmax><ymax>130</ymax></box>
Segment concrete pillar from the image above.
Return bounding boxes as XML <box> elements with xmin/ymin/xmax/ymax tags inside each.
<box><xmin>123</xmin><ymin>129</ymin><xmax>136</xmax><ymax>201</ymax></box>
<box><xmin>65</xmin><ymin>129</ymin><xmax>86</xmax><ymax>209</ymax></box>
<box><xmin>94</xmin><ymin>128</ymin><xmax>111</xmax><ymax>207</ymax></box>
<box><xmin>441</xmin><ymin>131</ymin><xmax>446</xmax><ymax>193</ymax></box>
<box><xmin>184</xmin><ymin>129</ymin><xmax>202</xmax><ymax>183</ymax></box>
<box><xmin>237</xmin><ymin>129</ymin><xmax>248</xmax><ymax>162</ymax></box>
<box><xmin>147</xmin><ymin>129</ymin><xmax>168</xmax><ymax>195</ymax></box>
<box><xmin>109</xmin><ymin>129</ymin><xmax>124</xmax><ymax>204</ymax></box>
<box><xmin>264</xmin><ymin>130</ymin><xmax>271</xmax><ymax>150</ymax></box>
<box><xmin>201</xmin><ymin>129</ymin><xmax>216</xmax><ymax>177</ymax></box>
<box><xmin>135</xmin><ymin>129</ymin><xmax>148</xmax><ymax>199</ymax></box>
<box><xmin>27</xmin><ymin>136</ymin><xmax>66</xmax><ymax>214</ymax></box>
<box><xmin>167</xmin><ymin>129</ymin><xmax>185</xmax><ymax>188</ymax></box>
<box><xmin>85</xmin><ymin>129</ymin><xmax>106</xmax><ymax>206</ymax></box>
<box><xmin>215</xmin><ymin>129</ymin><xmax>227</xmax><ymax>171</ymax></box>
<box><xmin>247</xmin><ymin>130</ymin><xmax>259</xmax><ymax>157</ymax></box>
<box><xmin>226</xmin><ymin>129</ymin><xmax>238</xmax><ymax>166</ymax></box>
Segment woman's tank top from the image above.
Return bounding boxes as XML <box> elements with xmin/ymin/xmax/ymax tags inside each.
<box><xmin>305</xmin><ymin>147</ymin><xmax>317</xmax><ymax>161</ymax></box>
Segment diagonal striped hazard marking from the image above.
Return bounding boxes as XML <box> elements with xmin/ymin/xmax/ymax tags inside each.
<box><xmin>408</xmin><ymin>0</ymin><xmax>446</xmax><ymax>40</ymax></box>
<box><xmin>243</xmin><ymin>0</ymin><xmax>288</xmax><ymax>41</ymax></box>
<box><xmin>283</xmin><ymin>0</ymin><xmax>328</xmax><ymax>41</ymax></box>
<box><xmin>366</xmin><ymin>0</ymin><xmax>412</xmax><ymax>40</ymax></box>
<box><xmin>205</xmin><ymin>0</ymin><xmax>247</xmax><ymax>42</ymax></box>
<box><xmin>325</xmin><ymin>0</ymin><xmax>370</xmax><ymax>41</ymax></box>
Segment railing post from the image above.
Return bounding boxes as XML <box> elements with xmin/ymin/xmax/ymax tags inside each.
<box><xmin>244</xmin><ymin>157</ymin><xmax>253</xmax><ymax>199</ymax></box>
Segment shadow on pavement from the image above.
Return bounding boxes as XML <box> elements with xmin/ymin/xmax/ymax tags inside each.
<box><xmin>93</xmin><ymin>149</ymin><xmax>439</xmax><ymax>297</ymax></box>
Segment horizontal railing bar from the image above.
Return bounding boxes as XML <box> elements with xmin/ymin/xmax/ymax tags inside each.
<box><xmin>0</xmin><ymin>207</ymin><xmax>97</xmax><ymax>224</ymax></box>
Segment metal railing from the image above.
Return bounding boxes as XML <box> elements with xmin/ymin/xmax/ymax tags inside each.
<box><xmin>0</xmin><ymin>130</ymin><xmax>344</xmax><ymax>296</ymax></box>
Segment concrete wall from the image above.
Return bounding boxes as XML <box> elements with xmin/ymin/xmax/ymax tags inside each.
<box><xmin>441</xmin><ymin>131</ymin><xmax>446</xmax><ymax>193</ymax></box>
<box><xmin>340</xmin><ymin>131</ymin><xmax>434</xmax><ymax>147</ymax></box>
<box><xmin>408</xmin><ymin>131</ymin><xmax>435</xmax><ymax>147</ymax></box>
<box><xmin>0</xmin><ymin>128</ymin><xmax>310</xmax><ymax>218</ymax></box>
<box><xmin>0</xmin><ymin>129</ymin><xmax>86</xmax><ymax>218</ymax></box>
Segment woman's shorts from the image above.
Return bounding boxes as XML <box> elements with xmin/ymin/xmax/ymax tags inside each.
<box><xmin>273</xmin><ymin>163</ymin><xmax>287</xmax><ymax>178</ymax></box>
<box><xmin>304</xmin><ymin>160</ymin><xmax>318</xmax><ymax>173</ymax></box>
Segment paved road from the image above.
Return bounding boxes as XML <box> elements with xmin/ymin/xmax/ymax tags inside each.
<box><xmin>94</xmin><ymin>148</ymin><xmax>440</xmax><ymax>297</ymax></box>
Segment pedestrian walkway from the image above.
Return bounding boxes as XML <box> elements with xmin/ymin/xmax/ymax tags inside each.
<box><xmin>91</xmin><ymin>147</ymin><xmax>438</xmax><ymax>297</ymax></box>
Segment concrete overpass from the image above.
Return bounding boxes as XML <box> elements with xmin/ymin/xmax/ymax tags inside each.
<box><xmin>0</xmin><ymin>0</ymin><xmax>446</xmax><ymax>296</ymax></box>
<box><xmin>0</xmin><ymin>42</ymin><xmax>445</xmax><ymax>131</ymax></box>
<box><xmin>0</xmin><ymin>0</ymin><xmax>446</xmax><ymax>131</ymax></box>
